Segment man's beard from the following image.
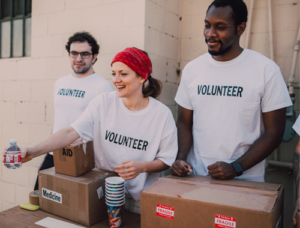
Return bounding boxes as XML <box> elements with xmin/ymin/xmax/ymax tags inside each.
<box><xmin>72</xmin><ymin>63</ymin><xmax>91</xmax><ymax>74</ymax></box>
<box><xmin>206</xmin><ymin>38</ymin><xmax>234</xmax><ymax>56</ymax></box>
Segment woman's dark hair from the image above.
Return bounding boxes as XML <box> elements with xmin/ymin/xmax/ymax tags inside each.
<box><xmin>134</xmin><ymin>47</ymin><xmax>162</xmax><ymax>98</ymax></box>
<box><xmin>65</xmin><ymin>32</ymin><xmax>100</xmax><ymax>55</ymax></box>
<box><xmin>142</xmin><ymin>76</ymin><xmax>162</xmax><ymax>99</ymax></box>
<box><xmin>133</xmin><ymin>48</ymin><xmax>162</xmax><ymax>99</ymax></box>
<box><xmin>207</xmin><ymin>0</ymin><xmax>248</xmax><ymax>28</ymax></box>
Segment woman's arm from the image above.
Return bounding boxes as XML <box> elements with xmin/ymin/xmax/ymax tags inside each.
<box><xmin>3</xmin><ymin>126</ymin><xmax>80</xmax><ymax>163</ymax></box>
<box><xmin>114</xmin><ymin>159</ymin><xmax>169</xmax><ymax>180</ymax></box>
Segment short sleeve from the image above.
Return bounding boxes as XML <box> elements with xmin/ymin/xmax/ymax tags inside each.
<box><xmin>97</xmin><ymin>81</ymin><xmax>114</xmax><ymax>95</ymax></box>
<box><xmin>71</xmin><ymin>101</ymin><xmax>95</xmax><ymax>143</ymax></box>
<box><xmin>155</xmin><ymin>111</ymin><xmax>178</xmax><ymax>166</ymax></box>
<box><xmin>175</xmin><ymin>66</ymin><xmax>193</xmax><ymax>110</ymax></box>
<box><xmin>293</xmin><ymin>115</ymin><xmax>300</xmax><ymax>136</ymax></box>
<box><xmin>261</xmin><ymin>69</ymin><xmax>292</xmax><ymax>113</ymax></box>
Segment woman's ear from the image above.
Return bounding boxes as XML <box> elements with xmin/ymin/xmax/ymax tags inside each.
<box><xmin>140</xmin><ymin>77</ymin><xmax>146</xmax><ymax>84</ymax></box>
<box><xmin>137</xmin><ymin>73</ymin><xmax>145</xmax><ymax>84</ymax></box>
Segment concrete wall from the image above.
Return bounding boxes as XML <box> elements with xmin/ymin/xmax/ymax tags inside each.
<box><xmin>1</xmin><ymin>0</ymin><xmax>300</xmax><ymax>216</ymax></box>
<box><xmin>179</xmin><ymin>0</ymin><xmax>300</xmax><ymax>160</ymax></box>
<box><xmin>180</xmin><ymin>0</ymin><xmax>300</xmax><ymax>83</ymax></box>
<box><xmin>0</xmin><ymin>0</ymin><xmax>181</xmax><ymax>213</ymax></box>
<box><xmin>0</xmin><ymin>0</ymin><xmax>148</xmax><ymax>212</ymax></box>
<box><xmin>144</xmin><ymin>0</ymin><xmax>181</xmax><ymax>118</ymax></box>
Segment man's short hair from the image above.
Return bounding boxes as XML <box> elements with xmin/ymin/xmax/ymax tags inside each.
<box><xmin>207</xmin><ymin>0</ymin><xmax>248</xmax><ymax>27</ymax></box>
<box><xmin>65</xmin><ymin>32</ymin><xmax>100</xmax><ymax>55</ymax></box>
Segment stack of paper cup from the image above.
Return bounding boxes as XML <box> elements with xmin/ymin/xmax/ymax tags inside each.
<box><xmin>105</xmin><ymin>177</ymin><xmax>125</xmax><ymax>228</ymax></box>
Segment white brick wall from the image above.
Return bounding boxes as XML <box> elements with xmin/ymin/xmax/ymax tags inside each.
<box><xmin>0</xmin><ymin>102</ymin><xmax>16</xmax><ymax>122</ymax></box>
<box><xmin>145</xmin><ymin>0</ymin><xmax>181</xmax><ymax>114</ymax></box>
<box><xmin>179</xmin><ymin>0</ymin><xmax>300</xmax><ymax>83</ymax></box>
<box><xmin>0</xmin><ymin>181</ymin><xmax>15</xmax><ymax>204</ymax></box>
<box><xmin>2</xmin><ymin>122</ymin><xmax>31</xmax><ymax>144</ymax></box>
<box><xmin>0</xmin><ymin>1</ymin><xmax>151</xmax><ymax>211</ymax></box>
<box><xmin>3</xmin><ymin>81</ymin><xmax>31</xmax><ymax>102</ymax></box>
<box><xmin>2</xmin><ymin>0</ymin><xmax>298</xmax><ymax>213</ymax></box>
<box><xmin>0</xmin><ymin>60</ymin><xmax>17</xmax><ymax>80</ymax></box>
<box><xmin>1</xmin><ymin>201</ymin><xmax>16</xmax><ymax>212</ymax></box>
<box><xmin>16</xmin><ymin>102</ymin><xmax>46</xmax><ymax>124</ymax></box>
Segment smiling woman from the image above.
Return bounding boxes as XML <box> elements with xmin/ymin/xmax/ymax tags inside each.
<box><xmin>111</xmin><ymin>47</ymin><xmax>162</xmax><ymax>111</ymax></box>
<box><xmin>10</xmin><ymin>47</ymin><xmax>178</xmax><ymax>214</ymax></box>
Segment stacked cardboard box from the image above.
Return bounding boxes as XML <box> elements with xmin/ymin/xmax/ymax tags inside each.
<box><xmin>142</xmin><ymin>175</ymin><xmax>283</xmax><ymax>228</ymax></box>
<box><xmin>39</xmin><ymin>167</ymin><xmax>118</xmax><ymax>226</ymax></box>
<box><xmin>53</xmin><ymin>141</ymin><xmax>95</xmax><ymax>177</ymax></box>
<box><xmin>39</xmin><ymin>141</ymin><xmax>118</xmax><ymax>226</ymax></box>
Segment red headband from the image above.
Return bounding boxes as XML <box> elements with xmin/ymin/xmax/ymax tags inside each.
<box><xmin>111</xmin><ymin>48</ymin><xmax>152</xmax><ymax>81</ymax></box>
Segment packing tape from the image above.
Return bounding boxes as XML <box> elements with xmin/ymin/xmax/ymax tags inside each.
<box><xmin>29</xmin><ymin>190</ymin><xmax>39</xmax><ymax>205</ymax></box>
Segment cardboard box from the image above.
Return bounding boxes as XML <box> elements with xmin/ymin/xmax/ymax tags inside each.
<box><xmin>141</xmin><ymin>175</ymin><xmax>283</xmax><ymax>228</ymax></box>
<box><xmin>297</xmin><ymin>212</ymin><xmax>300</xmax><ymax>228</ymax></box>
<box><xmin>39</xmin><ymin>167</ymin><xmax>118</xmax><ymax>226</ymax></box>
<box><xmin>53</xmin><ymin>141</ymin><xmax>95</xmax><ymax>177</ymax></box>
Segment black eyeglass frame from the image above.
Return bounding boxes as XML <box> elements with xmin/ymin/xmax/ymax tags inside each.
<box><xmin>69</xmin><ymin>51</ymin><xmax>93</xmax><ymax>59</ymax></box>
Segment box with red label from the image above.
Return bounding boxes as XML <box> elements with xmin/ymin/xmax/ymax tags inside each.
<box><xmin>53</xmin><ymin>141</ymin><xmax>95</xmax><ymax>177</ymax></box>
<box><xmin>141</xmin><ymin>175</ymin><xmax>283</xmax><ymax>228</ymax></box>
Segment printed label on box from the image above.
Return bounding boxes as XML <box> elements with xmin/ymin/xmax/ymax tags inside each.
<box><xmin>97</xmin><ymin>186</ymin><xmax>103</xmax><ymax>199</ymax></box>
<box><xmin>156</xmin><ymin>204</ymin><xmax>174</xmax><ymax>220</ymax></box>
<box><xmin>215</xmin><ymin>214</ymin><xmax>236</xmax><ymax>228</ymax></box>
<box><xmin>42</xmin><ymin>188</ymin><xmax>62</xmax><ymax>204</ymax></box>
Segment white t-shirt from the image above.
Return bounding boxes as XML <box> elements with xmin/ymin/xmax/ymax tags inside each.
<box><xmin>50</xmin><ymin>73</ymin><xmax>114</xmax><ymax>155</ymax></box>
<box><xmin>293</xmin><ymin>115</ymin><xmax>300</xmax><ymax>135</ymax></box>
<box><xmin>71</xmin><ymin>91</ymin><xmax>177</xmax><ymax>200</ymax></box>
<box><xmin>175</xmin><ymin>49</ymin><xmax>292</xmax><ymax>182</ymax></box>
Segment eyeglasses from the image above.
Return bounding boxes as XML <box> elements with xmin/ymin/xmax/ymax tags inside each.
<box><xmin>69</xmin><ymin>51</ymin><xmax>93</xmax><ymax>59</ymax></box>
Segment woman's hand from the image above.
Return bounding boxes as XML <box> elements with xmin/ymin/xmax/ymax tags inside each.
<box><xmin>114</xmin><ymin>160</ymin><xmax>146</xmax><ymax>180</ymax></box>
<box><xmin>2</xmin><ymin>147</ymin><xmax>34</xmax><ymax>164</ymax></box>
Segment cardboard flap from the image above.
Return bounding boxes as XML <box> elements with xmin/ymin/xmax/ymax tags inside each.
<box><xmin>162</xmin><ymin>175</ymin><xmax>281</xmax><ymax>191</ymax></box>
<box><xmin>143</xmin><ymin>177</ymin><xmax>280</xmax><ymax>213</ymax></box>
<box><xmin>180</xmin><ymin>187</ymin><xmax>277</xmax><ymax>212</ymax></box>
<box><xmin>39</xmin><ymin>167</ymin><xmax>118</xmax><ymax>184</ymax></box>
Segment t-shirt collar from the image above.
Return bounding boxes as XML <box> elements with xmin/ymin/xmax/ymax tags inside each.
<box><xmin>119</xmin><ymin>96</ymin><xmax>154</xmax><ymax>116</ymax></box>
<box><xmin>69</xmin><ymin>72</ymin><xmax>97</xmax><ymax>80</ymax></box>
<box><xmin>207</xmin><ymin>49</ymin><xmax>248</xmax><ymax>67</ymax></box>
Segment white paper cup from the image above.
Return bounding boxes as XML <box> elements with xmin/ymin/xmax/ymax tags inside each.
<box><xmin>105</xmin><ymin>177</ymin><xmax>125</xmax><ymax>185</ymax></box>
<box><xmin>106</xmin><ymin>186</ymin><xmax>124</xmax><ymax>193</ymax></box>
<box><xmin>106</xmin><ymin>192</ymin><xmax>124</xmax><ymax>197</ymax></box>
<box><xmin>106</xmin><ymin>190</ymin><xmax>125</xmax><ymax>196</ymax></box>
<box><xmin>106</xmin><ymin>199</ymin><xmax>125</xmax><ymax>206</ymax></box>
<box><xmin>106</xmin><ymin>195</ymin><xmax>125</xmax><ymax>201</ymax></box>
<box><xmin>106</xmin><ymin>182</ymin><xmax>124</xmax><ymax>188</ymax></box>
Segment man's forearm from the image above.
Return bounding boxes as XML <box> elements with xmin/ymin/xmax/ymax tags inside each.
<box><xmin>236</xmin><ymin>131</ymin><xmax>282</xmax><ymax>171</ymax></box>
<box><xmin>30</xmin><ymin>126</ymin><xmax>80</xmax><ymax>159</ymax></box>
<box><xmin>293</xmin><ymin>139</ymin><xmax>300</xmax><ymax>199</ymax></box>
<box><xmin>177</xmin><ymin>124</ymin><xmax>193</xmax><ymax>160</ymax></box>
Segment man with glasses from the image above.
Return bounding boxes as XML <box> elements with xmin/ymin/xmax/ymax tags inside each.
<box><xmin>34</xmin><ymin>32</ymin><xmax>113</xmax><ymax>190</ymax></box>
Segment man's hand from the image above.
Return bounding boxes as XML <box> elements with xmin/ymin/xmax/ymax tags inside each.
<box><xmin>171</xmin><ymin>160</ymin><xmax>192</xmax><ymax>177</ymax></box>
<box><xmin>293</xmin><ymin>196</ymin><xmax>300</xmax><ymax>226</ymax></box>
<box><xmin>207</xmin><ymin>161</ymin><xmax>237</xmax><ymax>180</ymax></box>
<box><xmin>2</xmin><ymin>147</ymin><xmax>33</xmax><ymax>164</ymax></box>
<box><xmin>114</xmin><ymin>160</ymin><xmax>145</xmax><ymax>180</ymax></box>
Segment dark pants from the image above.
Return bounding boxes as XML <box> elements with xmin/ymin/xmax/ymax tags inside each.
<box><xmin>34</xmin><ymin>154</ymin><xmax>54</xmax><ymax>191</ymax></box>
